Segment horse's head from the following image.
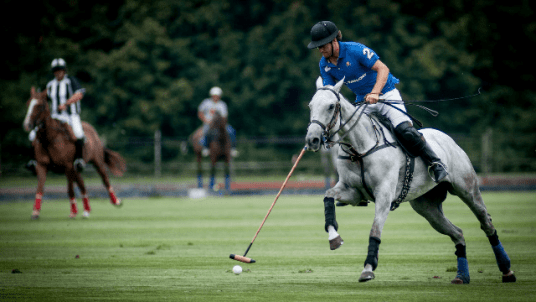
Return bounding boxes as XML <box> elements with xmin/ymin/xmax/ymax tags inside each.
<box><xmin>306</xmin><ymin>77</ymin><xmax>345</xmax><ymax>152</ymax></box>
<box><xmin>23</xmin><ymin>86</ymin><xmax>49</xmax><ymax>132</ymax></box>
<box><xmin>210</xmin><ymin>111</ymin><xmax>226</xmax><ymax>131</ymax></box>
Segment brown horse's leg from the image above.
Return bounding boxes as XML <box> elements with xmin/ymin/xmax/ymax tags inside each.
<box><xmin>65</xmin><ymin>167</ymin><xmax>78</xmax><ymax>218</ymax></box>
<box><xmin>93</xmin><ymin>160</ymin><xmax>121</xmax><ymax>206</ymax></box>
<box><xmin>72</xmin><ymin>171</ymin><xmax>90</xmax><ymax>217</ymax></box>
<box><xmin>31</xmin><ymin>164</ymin><xmax>48</xmax><ymax>219</ymax></box>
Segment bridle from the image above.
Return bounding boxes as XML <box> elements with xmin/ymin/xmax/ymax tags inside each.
<box><xmin>308</xmin><ymin>87</ymin><xmax>341</xmax><ymax>145</ymax></box>
<box><xmin>308</xmin><ymin>87</ymin><xmax>368</xmax><ymax>149</ymax></box>
<box><xmin>27</xmin><ymin>98</ymin><xmax>48</xmax><ymax>130</ymax></box>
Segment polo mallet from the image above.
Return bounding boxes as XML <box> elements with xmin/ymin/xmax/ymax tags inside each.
<box><xmin>230</xmin><ymin>146</ymin><xmax>308</xmax><ymax>264</ymax></box>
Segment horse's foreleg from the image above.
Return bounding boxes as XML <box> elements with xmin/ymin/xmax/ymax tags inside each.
<box><xmin>323</xmin><ymin>197</ymin><xmax>342</xmax><ymax>250</ymax></box>
<box><xmin>224</xmin><ymin>162</ymin><xmax>231</xmax><ymax>191</ymax></box>
<box><xmin>359</xmin><ymin>195</ymin><xmax>391</xmax><ymax>282</ymax></box>
<box><xmin>197</xmin><ymin>156</ymin><xmax>203</xmax><ymax>188</ymax></box>
<box><xmin>31</xmin><ymin>164</ymin><xmax>48</xmax><ymax>219</ymax></box>
<box><xmin>72</xmin><ymin>170</ymin><xmax>90</xmax><ymax>217</ymax></box>
<box><xmin>323</xmin><ymin>183</ymin><xmax>364</xmax><ymax>250</ymax></box>
<box><xmin>209</xmin><ymin>163</ymin><xmax>216</xmax><ymax>190</ymax></box>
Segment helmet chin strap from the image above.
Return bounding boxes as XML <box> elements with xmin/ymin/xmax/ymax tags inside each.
<box><xmin>330</xmin><ymin>40</ymin><xmax>337</xmax><ymax>63</ymax></box>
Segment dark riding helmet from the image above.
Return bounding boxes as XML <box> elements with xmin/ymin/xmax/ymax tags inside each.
<box><xmin>51</xmin><ymin>58</ymin><xmax>67</xmax><ymax>72</ymax></box>
<box><xmin>307</xmin><ymin>21</ymin><xmax>339</xmax><ymax>49</ymax></box>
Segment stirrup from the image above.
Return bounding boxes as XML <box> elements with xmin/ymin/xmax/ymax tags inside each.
<box><xmin>428</xmin><ymin>162</ymin><xmax>448</xmax><ymax>183</ymax></box>
<box><xmin>25</xmin><ymin>160</ymin><xmax>37</xmax><ymax>175</ymax></box>
<box><xmin>74</xmin><ymin>158</ymin><xmax>86</xmax><ymax>172</ymax></box>
<box><xmin>201</xmin><ymin>148</ymin><xmax>210</xmax><ymax>157</ymax></box>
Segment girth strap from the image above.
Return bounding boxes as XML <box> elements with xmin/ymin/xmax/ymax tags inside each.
<box><xmin>338</xmin><ymin>142</ymin><xmax>398</xmax><ymax>201</ymax></box>
<box><xmin>338</xmin><ymin>141</ymin><xmax>416</xmax><ymax>209</ymax></box>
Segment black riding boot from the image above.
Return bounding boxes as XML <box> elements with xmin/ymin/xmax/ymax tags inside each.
<box><xmin>25</xmin><ymin>147</ymin><xmax>37</xmax><ymax>176</ymax></box>
<box><xmin>395</xmin><ymin>122</ymin><xmax>448</xmax><ymax>183</ymax></box>
<box><xmin>74</xmin><ymin>138</ymin><xmax>86</xmax><ymax>172</ymax></box>
<box><xmin>420</xmin><ymin>142</ymin><xmax>448</xmax><ymax>183</ymax></box>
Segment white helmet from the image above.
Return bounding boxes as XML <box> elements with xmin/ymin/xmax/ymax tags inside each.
<box><xmin>51</xmin><ymin>58</ymin><xmax>67</xmax><ymax>72</ymax></box>
<box><xmin>209</xmin><ymin>86</ymin><xmax>222</xmax><ymax>96</ymax></box>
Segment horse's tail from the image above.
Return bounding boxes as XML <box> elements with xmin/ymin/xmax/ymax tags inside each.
<box><xmin>104</xmin><ymin>148</ymin><xmax>127</xmax><ymax>177</ymax></box>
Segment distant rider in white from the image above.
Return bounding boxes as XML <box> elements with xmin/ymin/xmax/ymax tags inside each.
<box><xmin>197</xmin><ymin>86</ymin><xmax>238</xmax><ymax>157</ymax></box>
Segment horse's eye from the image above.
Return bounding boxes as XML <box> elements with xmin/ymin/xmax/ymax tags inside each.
<box><xmin>328</xmin><ymin>104</ymin><xmax>335</xmax><ymax>111</ymax></box>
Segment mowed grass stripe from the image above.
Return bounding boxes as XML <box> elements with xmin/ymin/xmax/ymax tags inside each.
<box><xmin>0</xmin><ymin>192</ymin><xmax>535</xmax><ymax>301</ymax></box>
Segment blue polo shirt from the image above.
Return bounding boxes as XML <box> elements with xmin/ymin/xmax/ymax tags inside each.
<box><xmin>319</xmin><ymin>41</ymin><xmax>399</xmax><ymax>102</ymax></box>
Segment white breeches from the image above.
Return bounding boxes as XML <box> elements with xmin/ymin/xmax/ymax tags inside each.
<box><xmin>29</xmin><ymin>114</ymin><xmax>85</xmax><ymax>142</ymax></box>
<box><xmin>69</xmin><ymin>114</ymin><xmax>85</xmax><ymax>140</ymax></box>
<box><xmin>362</xmin><ymin>88</ymin><xmax>411</xmax><ymax>127</ymax></box>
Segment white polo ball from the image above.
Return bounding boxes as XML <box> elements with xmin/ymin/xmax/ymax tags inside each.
<box><xmin>232</xmin><ymin>265</ymin><xmax>242</xmax><ymax>275</ymax></box>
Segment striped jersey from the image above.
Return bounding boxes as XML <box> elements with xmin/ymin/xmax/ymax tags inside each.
<box><xmin>46</xmin><ymin>74</ymin><xmax>85</xmax><ymax>116</ymax></box>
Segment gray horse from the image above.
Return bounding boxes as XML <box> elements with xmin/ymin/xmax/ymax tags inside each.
<box><xmin>305</xmin><ymin>77</ymin><xmax>516</xmax><ymax>284</ymax></box>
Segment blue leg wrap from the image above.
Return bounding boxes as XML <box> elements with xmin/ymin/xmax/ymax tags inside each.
<box><xmin>197</xmin><ymin>174</ymin><xmax>203</xmax><ymax>188</ymax></box>
<box><xmin>492</xmin><ymin>242</ymin><xmax>511</xmax><ymax>274</ymax></box>
<box><xmin>456</xmin><ymin>257</ymin><xmax>470</xmax><ymax>284</ymax></box>
<box><xmin>226</xmin><ymin>124</ymin><xmax>237</xmax><ymax>148</ymax></box>
<box><xmin>225</xmin><ymin>174</ymin><xmax>231</xmax><ymax>191</ymax></box>
<box><xmin>209</xmin><ymin>176</ymin><xmax>215</xmax><ymax>190</ymax></box>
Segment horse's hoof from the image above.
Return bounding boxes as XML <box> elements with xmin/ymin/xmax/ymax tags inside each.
<box><xmin>502</xmin><ymin>271</ymin><xmax>516</xmax><ymax>283</ymax></box>
<box><xmin>329</xmin><ymin>235</ymin><xmax>344</xmax><ymax>250</ymax></box>
<box><xmin>359</xmin><ymin>271</ymin><xmax>375</xmax><ymax>282</ymax></box>
<box><xmin>69</xmin><ymin>214</ymin><xmax>77</xmax><ymax>219</ymax></box>
<box><xmin>31</xmin><ymin>214</ymin><xmax>39</xmax><ymax>220</ymax></box>
<box><xmin>112</xmin><ymin>199</ymin><xmax>123</xmax><ymax>207</ymax></box>
<box><xmin>451</xmin><ymin>277</ymin><xmax>469</xmax><ymax>284</ymax></box>
<box><xmin>82</xmin><ymin>211</ymin><xmax>90</xmax><ymax>218</ymax></box>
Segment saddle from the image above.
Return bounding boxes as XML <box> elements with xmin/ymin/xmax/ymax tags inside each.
<box><xmin>53</xmin><ymin>118</ymin><xmax>78</xmax><ymax>143</ymax></box>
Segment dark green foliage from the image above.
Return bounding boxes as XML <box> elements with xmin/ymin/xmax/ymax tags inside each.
<box><xmin>1</xmin><ymin>0</ymin><xmax>534</xmax><ymax>171</ymax></box>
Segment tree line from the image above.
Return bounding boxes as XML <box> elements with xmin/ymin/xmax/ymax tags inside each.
<box><xmin>1</xmin><ymin>0</ymin><xmax>534</xmax><ymax>172</ymax></box>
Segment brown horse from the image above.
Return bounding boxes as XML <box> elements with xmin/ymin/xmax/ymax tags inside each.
<box><xmin>190</xmin><ymin>112</ymin><xmax>231</xmax><ymax>191</ymax></box>
<box><xmin>23</xmin><ymin>87</ymin><xmax>126</xmax><ymax>219</ymax></box>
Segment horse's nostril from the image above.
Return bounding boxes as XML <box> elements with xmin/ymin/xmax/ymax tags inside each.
<box><xmin>312</xmin><ymin>137</ymin><xmax>320</xmax><ymax>146</ymax></box>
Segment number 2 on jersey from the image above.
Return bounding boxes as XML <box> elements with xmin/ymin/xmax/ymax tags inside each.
<box><xmin>363</xmin><ymin>48</ymin><xmax>374</xmax><ymax>60</ymax></box>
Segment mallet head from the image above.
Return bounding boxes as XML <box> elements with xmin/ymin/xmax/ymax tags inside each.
<box><xmin>230</xmin><ymin>254</ymin><xmax>256</xmax><ymax>263</ymax></box>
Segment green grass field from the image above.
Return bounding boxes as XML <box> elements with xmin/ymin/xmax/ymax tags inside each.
<box><xmin>1</xmin><ymin>192</ymin><xmax>535</xmax><ymax>301</ymax></box>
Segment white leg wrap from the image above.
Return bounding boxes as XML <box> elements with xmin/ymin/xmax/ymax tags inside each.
<box><xmin>327</xmin><ymin>225</ymin><xmax>339</xmax><ymax>240</ymax></box>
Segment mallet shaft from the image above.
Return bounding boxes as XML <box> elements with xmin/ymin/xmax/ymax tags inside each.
<box><xmin>249</xmin><ymin>146</ymin><xmax>307</xmax><ymax>245</ymax></box>
<box><xmin>230</xmin><ymin>146</ymin><xmax>307</xmax><ymax>264</ymax></box>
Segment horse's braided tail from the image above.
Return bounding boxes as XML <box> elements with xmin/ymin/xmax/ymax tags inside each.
<box><xmin>104</xmin><ymin>148</ymin><xmax>127</xmax><ymax>177</ymax></box>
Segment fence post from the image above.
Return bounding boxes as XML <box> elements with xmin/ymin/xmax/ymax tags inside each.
<box><xmin>481</xmin><ymin>128</ymin><xmax>493</xmax><ymax>174</ymax></box>
<box><xmin>155</xmin><ymin>129</ymin><xmax>161</xmax><ymax>178</ymax></box>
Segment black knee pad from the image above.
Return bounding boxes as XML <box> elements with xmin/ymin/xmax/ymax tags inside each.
<box><xmin>454</xmin><ymin>243</ymin><xmax>467</xmax><ymax>258</ymax></box>
<box><xmin>395</xmin><ymin>122</ymin><xmax>426</xmax><ymax>156</ymax></box>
